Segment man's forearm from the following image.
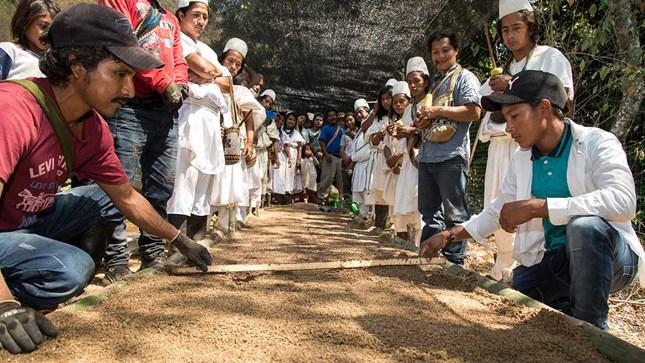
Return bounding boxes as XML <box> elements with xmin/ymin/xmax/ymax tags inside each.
<box><xmin>440</xmin><ymin>104</ymin><xmax>481</xmax><ymax>122</ymax></box>
<box><xmin>100</xmin><ymin>183</ymin><xmax>178</xmax><ymax>241</ymax></box>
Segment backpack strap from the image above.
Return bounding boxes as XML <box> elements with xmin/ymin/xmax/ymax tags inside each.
<box><xmin>6</xmin><ymin>80</ymin><xmax>75</xmax><ymax>177</ymax></box>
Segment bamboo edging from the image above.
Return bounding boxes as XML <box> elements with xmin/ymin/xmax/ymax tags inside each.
<box><xmin>168</xmin><ymin>257</ymin><xmax>446</xmax><ymax>275</ymax></box>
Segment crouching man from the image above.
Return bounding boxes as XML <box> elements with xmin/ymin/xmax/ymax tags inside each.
<box><xmin>419</xmin><ymin>70</ymin><xmax>644</xmax><ymax>330</ymax></box>
<box><xmin>0</xmin><ymin>4</ymin><xmax>212</xmax><ymax>354</ymax></box>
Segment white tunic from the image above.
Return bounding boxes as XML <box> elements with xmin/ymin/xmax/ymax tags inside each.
<box><xmin>272</xmin><ymin>129</ymin><xmax>305</xmax><ymax>194</ymax></box>
<box><xmin>0</xmin><ymin>42</ymin><xmax>44</xmax><ymax>80</ymax></box>
<box><xmin>301</xmin><ymin>157</ymin><xmax>317</xmax><ymax>191</ymax></box>
<box><xmin>365</xmin><ymin>115</ymin><xmax>389</xmax><ymax>205</ymax></box>
<box><xmin>167</xmin><ymin>34</ymin><xmax>229</xmax><ymax>216</ymax></box>
<box><xmin>392</xmin><ymin>104</ymin><xmax>419</xmax><ymax>215</ymax></box>
<box><xmin>351</xmin><ymin>129</ymin><xmax>372</xmax><ymax>194</ymax></box>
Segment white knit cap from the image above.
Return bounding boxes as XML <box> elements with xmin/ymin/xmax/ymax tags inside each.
<box><xmin>406</xmin><ymin>56</ymin><xmax>429</xmax><ymax>77</ymax></box>
<box><xmin>223</xmin><ymin>38</ymin><xmax>248</xmax><ymax>59</ymax></box>
<box><xmin>354</xmin><ymin>98</ymin><xmax>369</xmax><ymax>112</ymax></box>
<box><xmin>385</xmin><ymin>78</ymin><xmax>397</xmax><ymax>88</ymax></box>
<box><xmin>499</xmin><ymin>0</ymin><xmax>534</xmax><ymax>19</ymax></box>
<box><xmin>392</xmin><ymin>81</ymin><xmax>410</xmax><ymax>98</ymax></box>
<box><xmin>260</xmin><ymin>89</ymin><xmax>276</xmax><ymax>102</ymax></box>
<box><xmin>177</xmin><ymin>0</ymin><xmax>208</xmax><ymax>9</ymax></box>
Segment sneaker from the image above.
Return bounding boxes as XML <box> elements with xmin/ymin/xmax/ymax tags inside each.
<box><xmin>105</xmin><ymin>265</ymin><xmax>132</xmax><ymax>283</ymax></box>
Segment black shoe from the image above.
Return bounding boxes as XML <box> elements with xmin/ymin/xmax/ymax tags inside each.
<box><xmin>105</xmin><ymin>265</ymin><xmax>132</xmax><ymax>283</ymax></box>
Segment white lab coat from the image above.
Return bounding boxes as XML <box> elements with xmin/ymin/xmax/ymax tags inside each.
<box><xmin>462</xmin><ymin>120</ymin><xmax>645</xmax><ymax>288</ymax></box>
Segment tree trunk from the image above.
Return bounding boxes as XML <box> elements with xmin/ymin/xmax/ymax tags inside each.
<box><xmin>607</xmin><ymin>0</ymin><xmax>644</xmax><ymax>142</ymax></box>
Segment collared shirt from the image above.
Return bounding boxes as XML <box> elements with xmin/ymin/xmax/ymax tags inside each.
<box><xmin>530</xmin><ymin>121</ymin><xmax>573</xmax><ymax>250</ymax></box>
<box><xmin>418</xmin><ymin>64</ymin><xmax>481</xmax><ymax>163</ymax></box>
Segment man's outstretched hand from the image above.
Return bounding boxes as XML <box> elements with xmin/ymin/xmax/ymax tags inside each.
<box><xmin>0</xmin><ymin>300</ymin><xmax>58</xmax><ymax>354</ymax></box>
<box><xmin>418</xmin><ymin>231</ymin><xmax>449</xmax><ymax>258</ymax></box>
<box><xmin>171</xmin><ymin>233</ymin><xmax>213</xmax><ymax>272</ymax></box>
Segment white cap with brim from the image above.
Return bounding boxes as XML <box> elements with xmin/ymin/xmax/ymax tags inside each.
<box><xmin>223</xmin><ymin>38</ymin><xmax>248</xmax><ymax>59</ymax></box>
<box><xmin>392</xmin><ymin>81</ymin><xmax>411</xmax><ymax>98</ymax></box>
<box><xmin>406</xmin><ymin>56</ymin><xmax>429</xmax><ymax>77</ymax></box>
<box><xmin>354</xmin><ymin>98</ymin><xmax>369</xmax><ymax>112</ymax></box>
<box><xmin>385</xmin><ymin>78</ymin><xmax>397</xmax><ymax>88</ymax></box>
<box><xmin>499</xmin><ymin>0</ymin><xmax>533</xmax><ymax>19</ymax></box>
<box><xmin>177</xmin><ymin>0</ymin><xmax>208</xmax><ymax>8</ymax></box>
<box><xmin>260</xmin><ymin>89</ymin><xmax>276</xmax><ymax>102</ymax></box>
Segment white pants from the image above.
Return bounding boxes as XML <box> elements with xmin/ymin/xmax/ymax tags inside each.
<box><xmin>485</xmin><ymin>137</ymin><xmax>518</xmax><ymax>280</ymax></box>
<box><xmin>167</xmin><ymin>148</ymin><xmax>214</xmax><ymax>217</ymax></box>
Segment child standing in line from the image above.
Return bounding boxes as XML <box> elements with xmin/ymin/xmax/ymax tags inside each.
<box><xmin>301</xmin><ymin>145</ymin><xmax>319</xmax><ymax>203</ymax></box>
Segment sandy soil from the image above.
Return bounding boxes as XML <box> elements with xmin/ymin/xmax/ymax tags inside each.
<box><xmin>2</xmin><ymin>205</ymin><xmax>613</xmax><ymax>362</ymax></box>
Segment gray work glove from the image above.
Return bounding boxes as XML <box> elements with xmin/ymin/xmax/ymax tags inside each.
<box><xmin>0</xmin><ymin>300</ymin><xmax>58</xmax><ymax>354</ymax></box>
<box><xmin>161</xmin><ymin>82</ymin><xmax>185</xmax><ymax>113</ymax></box>
<box><xmin>171</xmin><ymin>232</ymin><xmax>213</xmax><ymax>272</ymax></box>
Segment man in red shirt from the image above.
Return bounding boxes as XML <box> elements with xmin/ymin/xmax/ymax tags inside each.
<box><xmin>0</xmin><ymin>4</ymin><xmax>211</xmax><ymax>354</ymax></box>
<box><xmin>97</xmin><ymin>0</ymin><xmax>189</xmax><ymax>281</ymax></box>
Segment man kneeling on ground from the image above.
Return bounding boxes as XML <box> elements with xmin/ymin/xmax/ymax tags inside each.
<box><xmin>419</xmin><ymin>70</ymin><xmax>644</xmax><ymax>330</ymax></box>
<box><xmin>0</xmin><ymin>4</ymin><xmax>212</xmax><ymax>354</ymax></box>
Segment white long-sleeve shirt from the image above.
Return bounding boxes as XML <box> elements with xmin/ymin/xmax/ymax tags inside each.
<box><xmin>462</xmin><ymin>119</ymin><xmax>644</xmax><ymax>287</ymax></box>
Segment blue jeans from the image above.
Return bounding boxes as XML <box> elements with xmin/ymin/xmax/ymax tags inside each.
<box><xmin>0</xmin><ymin>185</ymin><xmax>123</xmax><ymax>309</ymax></box>
<box><xmin>105</xmin><ymin>104</ymin><xmax>177</xmax><ymax>267</ymax></box>
<box><xmin>513</xmin><ymin>216</ymin><xmax>638</xmax><ymax>330</ymax></box>
<box><xmin>418</xmin><ymin>157</ymin><xmax>470</xmax><ymax>265</ymax></box>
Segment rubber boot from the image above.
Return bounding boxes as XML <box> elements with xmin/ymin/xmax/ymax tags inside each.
<box><xmin>68</xmin><ymin>224</ymin><xmax>112</xmax><ymax>264</ymax></box>
<box><xmin>168</xmin><ymin>214</ymin><xmax>188</xmax><ymax>231</ymax></box>
<box><xmin>374</xmin><ymin>205</ymin><xmax>389</xmax><ymax>229</ymax></box>
<box><xmin>187</xmin><ymin>215</ymin><xmax>208</xmax><ymax>241</ymax></box>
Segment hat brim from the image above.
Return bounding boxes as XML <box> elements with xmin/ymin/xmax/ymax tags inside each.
<box><xmin>481</xmin><ymin>93</ymin><xmax>527</xmax><ymax>112</ymax></box>
<box><xmin>108</xmin><ymin>46</ymin><xmax>164</xmax><ymax>71</ymax></box>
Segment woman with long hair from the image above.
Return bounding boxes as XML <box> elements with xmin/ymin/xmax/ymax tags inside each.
<box><xmin>0</xmin><ymin>0</ymin><xmax>60</xmax><ymax>80</ymax></box>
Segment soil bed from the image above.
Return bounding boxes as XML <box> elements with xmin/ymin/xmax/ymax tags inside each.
<box><xmin>3</xmin><ymin>204</ymin><xmax>611</xmax><ymax>362</ymax></box>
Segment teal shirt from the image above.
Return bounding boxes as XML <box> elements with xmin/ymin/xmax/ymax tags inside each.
<box><xmin>530</xmin><ymin>122</ymin><xmax>573</xmax><ymax>251</ymax></box>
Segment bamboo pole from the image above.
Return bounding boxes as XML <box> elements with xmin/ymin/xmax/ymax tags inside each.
<box><xmin>169</xmin><ymin>257</ymin><xmax>446</xmax><ymax>275</ymax></box>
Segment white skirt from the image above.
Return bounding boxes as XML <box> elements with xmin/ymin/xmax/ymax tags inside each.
<box><xmin>211</xmin><ymin>159</ymin><xmax>249</xmax><ymax>207</ymax></box>
<box><xmin>167</xmin><ymin>147</ymin><xmax>214</xmax><ymax>216</ymax></box>
<box><xmin>484</xmin><ymin>137</ymin><xmax>518</xmax><ymax>205</ymax></box>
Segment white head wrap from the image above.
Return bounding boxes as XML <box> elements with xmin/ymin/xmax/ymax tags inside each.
<box><xmin>177</xmin><ymin>0</ymin><xmax>208</xmax><ymax>8</ymax></box>
<box><xmin>354</xmin><ymin>98</ymin><xmax>369</xmax><ymax>112</ymax></box>
<box><xmin>406</xmin><ymin>56</ymin><xmax>429</xmax><ymax>77</ymax></box>
<box><xmin>385</xmin><ymin>78</ymin><xmax>397</xmax><ymax>88</ymax></box>
<box><xmin>392</xmin><ymin>81</ymin><xmax>410</xmax><ymax>98</ymax></box>
<box><xmin>499</xmin><ymin>0</ymin><xmax>534</xmax><ymax>20</ymax></box>
<box><xmin>260</xmin><ymin>89</ymin><xmax>276</xmax><ymax>102</ymax></box>
<box><xmin>223</xmin><ymin>38</ymin><xmax>248</xmax><ymax>59</ymax></box>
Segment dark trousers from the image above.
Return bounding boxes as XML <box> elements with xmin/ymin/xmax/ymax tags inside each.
<box><xmin>418</xmin><ymin>156</ymin><xmax>470</xmax><ymax>265</ymax></box>
<box><xmin>104</xmin><ymin>104</ymin><xmax>177</xmax><ymax>267</ymax></box>
<box><xmin>513</xmin><ymin>216</ymin><xmax>638</xmax><ymax>330</ymax></box>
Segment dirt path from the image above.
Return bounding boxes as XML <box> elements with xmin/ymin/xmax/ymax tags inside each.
<box><xmin>3</xmin><ymin>205</ymin><xmax>611</xmax><ymax>362</ymax></box>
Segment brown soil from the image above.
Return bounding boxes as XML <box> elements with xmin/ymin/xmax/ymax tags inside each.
<box><xmin>3</xmin><ymin>204</ymin><xmax>612</xmax><ymax>362</ymax></box>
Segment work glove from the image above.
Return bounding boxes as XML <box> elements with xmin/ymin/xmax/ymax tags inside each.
<box><xmin>0</xmin><ymin>300</ymin><xmax>58</xmax><ymax>354</ymax></box>
<box><xmin>161</xmin><ymin>82</ymin><xmax>185</xmax><ymax>113</ymax></box>
<box><xmin>171</xmin><ymin>232</ymin><xmax>213</xmax><ymax>272</ymax></box>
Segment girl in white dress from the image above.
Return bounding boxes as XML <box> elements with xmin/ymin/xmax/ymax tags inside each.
<box><xmin>272</xmin><ymin>112</ymin><xmax>305</xmax><ymax>203</ymax></box>
<box><xmin>211</xmin><ymin>38</ymin><xmax>265</xmax><ymax>230</ymax></box>
<box><xmin>167</xmin><ymin>0</ymin><xmax>230</xmax><ymax>239</ymax></box>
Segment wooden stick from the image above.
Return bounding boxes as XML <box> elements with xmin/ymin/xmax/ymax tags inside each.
<box><xmin>169</xmin><ymin>257</ymin><xmax>446</xmax><ymax>275</ymax></box>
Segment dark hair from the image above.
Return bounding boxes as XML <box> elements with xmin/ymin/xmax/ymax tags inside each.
<box><xmin>427</xmin><ymin>31</ymin><xmax>461</xmax><ymax>52</ymax></box>
<box><xmin>175</xmin><ymin>1</ymin><xmax>210</xmax><ymax>18</ymax></box>
<box><xmin>39</xmin><ymin>46</ymin><xmax>116</xmax><ymax>86</ymax></box>
<box><xmin>376</xmin><ymin>87</ymin><xmax>391</xmax><ymax>119</ymax></box>
<box><xmin>325</xmin><ymin>109</ymin><xmax>337</xmax><ymax>121</ymax></box>
<box><xmin>11</xmin><ymin>0</ymin><xmax>60</xmax><ymax>48</ymax></box>
<box><xmin>314</xmin><ymin>113</ymin><xmax>324</xmax><ymax>119</ymax></box>
<box><xmin>497</xmin><ymin>10</ymin><xmax>540</xmax><ymax>47</ymax></box>
<box><xmin>218</xmin><ymin>49</ymin><xmax>246</xmax><ymax>77</ymax></box>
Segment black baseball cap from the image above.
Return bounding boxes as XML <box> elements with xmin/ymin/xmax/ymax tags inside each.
<box><xmin>46</xmin><ymin>3</ymin><xmax>163</xmax><ymax>71</ymax></box>
<box><xmin>481</xmin><ymin>70</ymin><xmax>568</xmax><ymax>113</ymax></box>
